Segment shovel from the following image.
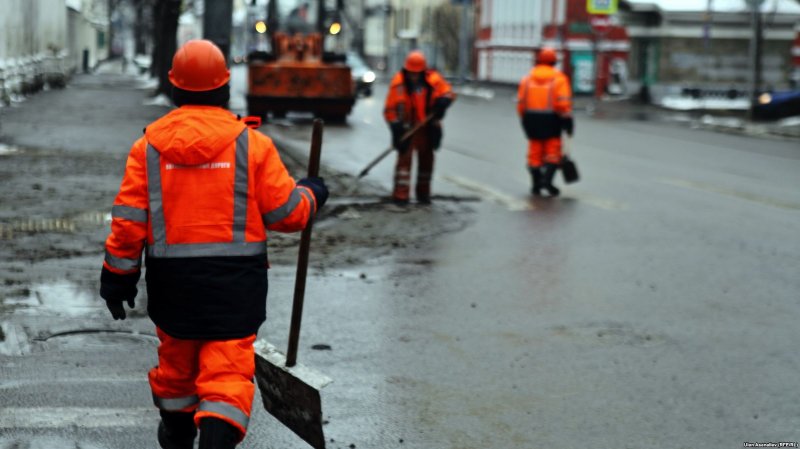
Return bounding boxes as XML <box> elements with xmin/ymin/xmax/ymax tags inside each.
<box><xmin>560</xmin><ymin>136</ymin><xmax>580</xmax><ymax>184</ymax></box>
<box><xmin>347</xmin><ymin>114</ymin><xmax>435</xmax><ymax>195</ymax></box>
<box><xmin>254</xmin><ymin>118</ymin><xmax>332</xmax><ymax>449</ymax></box>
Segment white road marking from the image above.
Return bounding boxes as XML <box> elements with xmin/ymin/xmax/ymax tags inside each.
<box><xmin>658</xmin><ymin>177</ymin><xmax>800</xmax><ymax>211</ymax></box>
<box><xmin>0</xmin><ymin>407</ymin><xmax>156</xmax><ymax>428</ymax></box>
<box><xmin>0</xmin><ymin>377</ymin><xmax>146</xmax><ymax>389</ymax></box>
<box><xmin>442</xmin><ymin>174</ymin><xmax>627</xmax><ymax>212</ymax></box>
<box><xmin>442</xmin><ymin>174</ymin><xmax>533</xmax><ymax>211</ymax></box>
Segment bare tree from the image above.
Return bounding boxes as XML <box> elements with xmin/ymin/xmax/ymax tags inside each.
<box><xmin>432</xmin><ymin>4</ymin><xmax>459</xmax><ymax>73</ymax></box>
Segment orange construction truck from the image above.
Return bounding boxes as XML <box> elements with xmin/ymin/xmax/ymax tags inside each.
<box><xmin>246</xmin><ymin>0</ymin><xmax>355</xmax><ymax>122</ymax></box>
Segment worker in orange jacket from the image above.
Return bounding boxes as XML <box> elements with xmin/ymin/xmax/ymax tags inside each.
<box><xmin>384</xmin><ymin>50</ymin><xmax>455</xmax><ymax>205</ymax></box>
<box><xmin>517</xmin><ymin>47</ymin><xmax>574</xmax><ymax>196</ymax></box>
<box><xmin>99</xmin><ymin>40</ymin><xmax>328</xmax><ymax>449</ymax></box>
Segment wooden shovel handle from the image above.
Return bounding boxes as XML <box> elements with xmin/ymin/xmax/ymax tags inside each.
<box><xmin>356</xmin><ymin>114</ymin><xmax>435</xmax><ymax>179</ymax></box>
<box><xmin>286</xmin><ymin>119</ymin><xmax>323</xmax><ymax>367</ymax></box>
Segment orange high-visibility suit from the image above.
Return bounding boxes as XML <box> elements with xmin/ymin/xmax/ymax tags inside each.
<box><xmin>384</xmin><ymin>69</ymin><xmax>455</xmax><ymax>203</ymax></box>
<box><xmin>517</xmin><ymin>64</ymin><xmax>572</xmax><ymax>167</ymax></box>
<box><xmin>101</xmin><ymin>105</ymin><xmax>319</xmax><ymax>439</ymax></box>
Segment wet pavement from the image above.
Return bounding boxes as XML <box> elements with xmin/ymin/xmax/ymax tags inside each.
<box><xmin>1</xmin><ymin>59</ymin><xmax>800</xmax><ymax>449</ymax></box>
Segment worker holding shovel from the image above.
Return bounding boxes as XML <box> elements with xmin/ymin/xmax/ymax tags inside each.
<box><xmin>384</xmin><ymin>50</ymin><xmax>455</xmax><ymax>205</ymax></box>
<box><xmin>98</xmin><ymin>40</ymin><xmax>328</xmax><ymax>449</ymax></box>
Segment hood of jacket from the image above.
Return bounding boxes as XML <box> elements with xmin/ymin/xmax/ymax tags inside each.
<box><xmin>530</xmin><ymin>65</ymin><xmax>559</xmax><ymax>83</ymax></box>
<box><xmin>145</xmin><ymin>106</ymin><xmax>246</xmax><ymax>165</ymax></box>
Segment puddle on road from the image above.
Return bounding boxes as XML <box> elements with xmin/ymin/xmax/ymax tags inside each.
<box><xmin>0</xmin><ymin>279</ymin><xmax>155</xmax><ymax>355</ymax></box>
<box><xmin>3</xmin><ymin>279</ymin><xmax>98</xmax><ymax>317</ymax></box>
<box><xmin>0</xmin><ymin>143</ymin><xmax>22</xmax><ymax>156</ymax></box>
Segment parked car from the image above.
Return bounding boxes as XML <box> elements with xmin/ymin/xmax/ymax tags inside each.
<box><xmin>753</xmin><ymin>90</ymin><xmax>800</xmax><ymax>120</ymax></box>
<box><xmin>347</xmin><ymin>52</ymin><xmax>376</xmax><ymax>97</ymax></box>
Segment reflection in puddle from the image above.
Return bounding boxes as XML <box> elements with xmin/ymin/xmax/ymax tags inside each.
<box><xmin>4</xmin><ymin>279</ymin><xmax>98</xmax><ymax>317</ymax></box>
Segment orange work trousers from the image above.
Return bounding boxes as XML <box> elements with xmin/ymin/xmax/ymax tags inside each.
<box><xmin>394</xmin><ymin>130</ymin><xmax>434</xmax><ymax>201</ymax></box>
<box><xmin>527</xmin><ymin>137</ymin><xmax>562</xmax><ymax>167</ymax></box>
<box><xmin>148</xmin><ymin>327</ymin><xmax>256</xmax><ymax>439</ymax></box>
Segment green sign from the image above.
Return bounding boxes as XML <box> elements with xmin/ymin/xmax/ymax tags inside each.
<box><xmin>569</xmin><ymin>22</ymin><xmax>592</xmax><ymax>34</ymax></box>
<box><xmin>571</xmin><ymin>51</ymin><xmax>595</xmax><ymax>94</ymax></box>
<box><xmin>587</xmin><ymin>0</ymin><xmax>618</xmax><ymax>15</ymax></box>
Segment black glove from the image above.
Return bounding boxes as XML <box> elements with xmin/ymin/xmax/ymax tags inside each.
<box><xmin>428</xmin><ymin>124</ymin><xmax>443</xmax><ymax>150</ymax></box>
<box><xmin>297</xmin><ymin>177</ymin><xmax>329</xmax><ymax>210</ymax></box>
<box><xmin>562</xmin><ymin>116</ymin><xmax>574</xmax><ymax>136</ymax></box>
<box><xmin>390</xmin><ymin>122</ymin><xmax>410</xmax><ymax>153</ymax></box>
<box><xmin>100</xmin><ymin>267</ymin><xmax>140</xmax><ymax>320</ymax></box>
<box><xmin>432</xmin><ymin>97</ymin><xmax>452</xmax><ymax>120</ymax></box>
<box><xmin>106</xmin><ymin>298</ymin><xmax>136</xmax><ymax>320</ymax></box>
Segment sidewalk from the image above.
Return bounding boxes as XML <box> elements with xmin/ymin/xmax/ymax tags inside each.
<box><xmin>452</xmin><ymin>82</ymin><xmax>800</xmax><ymax>141</ymax></box>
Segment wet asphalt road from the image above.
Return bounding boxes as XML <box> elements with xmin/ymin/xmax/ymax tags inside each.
<box><xmin>1</xmin><ymin>62</ymin><xmax>800</xmax><ymax>449</ymax></box>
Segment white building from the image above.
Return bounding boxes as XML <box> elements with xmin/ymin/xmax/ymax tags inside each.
<box><xmin>0</xmin><ymin>0</ymin><xmax>109</xmax><ymax>103</ymax></box>
<box><xmin>363</xmin><ymin>0</ymin><xmax>451</xmax><ymax>73</ymax></box>
<box><xmin>621</xmin><ymin>0</ymin><xmax>800</xmax><ymax>100</ymax></box>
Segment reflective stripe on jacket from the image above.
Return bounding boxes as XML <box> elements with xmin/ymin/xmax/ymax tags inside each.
<box><xmin>103</xmin><ymin>106</ymin><xmax>314</xmax><ymax>274</ymax></box>
<box><xmin>103</xmin><ymin>105</ymin><xmax>315</xmax><ymax>338</ymax></box>
<box><xmin>516</xmin><ymin>65</ymin><xmax>573</xmax><ymax>140</ymax></box>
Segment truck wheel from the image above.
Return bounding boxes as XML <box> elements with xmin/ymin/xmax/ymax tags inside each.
<box><xmin>319</xmin><ymin>114</ymin><xmax>347</xmax><ymax>124</ymax></box>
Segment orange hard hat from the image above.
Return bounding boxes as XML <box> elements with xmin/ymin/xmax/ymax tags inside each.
<box><xmin>404</xmin><ymin>50</ymin><xmax>427</xmax><ymax>72</ymax></box>
<box><xmin>536</xmin><ymin>47</ymin><xmax>557</xmax><ymax>65</ymax></box>
<box><xmin>168</xmin><ymin>39</ymin><xmax>230</xmax><ymax>91</ymax></box>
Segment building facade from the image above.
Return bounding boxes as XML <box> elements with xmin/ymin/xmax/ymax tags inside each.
<box><xmin>475</xmin><ymin>0</ymin><xmax>630</xmax><ymax>95</ymax></box>
<box><xmin>363</xmin><ymin>0</ymin><xmax>455</xmax><ymax>74</ymax></box>
<box><xmin>1</xmin><ymin>0</ymin><xmax>109</xmax><ymax>104</ymax></box>
<box><xmin>620</xmin><ymin>0</ymin><xmax>800</xmax><ymax>102</ymax></box>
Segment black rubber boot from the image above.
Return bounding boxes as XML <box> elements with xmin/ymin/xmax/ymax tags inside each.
<box><xmin>157</xmin><ymin>410</ymin><xmax>197</xmax><ymax>449</ymax></box>
<box><xmin>542</xmin><ymin>164</ymin><xmax>560</xmax><ymax>197</ymax></box>
<box><xmin>198</xmin><ymin>417</ymin><xmax>240</xmax><ymax>449</ymax></box>
<box><xmin>529</xmin><ymin>166</ymin><xmax>543</xmax><ymax>196</ymax></box>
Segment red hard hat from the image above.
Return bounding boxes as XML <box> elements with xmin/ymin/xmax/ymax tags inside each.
<box><xmin>169</xmin><ymin>40</ymin><xmax>230</xmax><ymax>91</ymax></box>
<box><xmin>404</xmin><ymin>50</ymin><xmax>427</xmax><ymax>72</ymax></box>
<box><xmin>537</xmin><ymin>47</ymin><xmax>557</xmax><ymax>65</ymax></box>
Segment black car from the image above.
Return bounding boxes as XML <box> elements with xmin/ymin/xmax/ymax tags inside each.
<box><xmin>754</xmin><ymin>90</ymin><xmax>800</xmax><ymax>120</ymax></box>
<box><xmin>347</xmin><ymin>52</ymin><xmax>376</xmax><ymax>97</ymax></box>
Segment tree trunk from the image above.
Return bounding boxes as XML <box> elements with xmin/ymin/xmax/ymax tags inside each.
<box><xmin>152</xmin><ymin>0</ymin><xmax>181</xmax><ymax>96</ymax></box>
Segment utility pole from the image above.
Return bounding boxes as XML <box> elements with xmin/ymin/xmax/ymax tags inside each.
<box><xmin>203</xmin><ymin>0</ymin><xmax>234</xmax><ymax>62</ymax></box>
<box><xmin>747</xmin><ymin>0</ymin><xmax>764</xmax><ymax>120</ymax></box>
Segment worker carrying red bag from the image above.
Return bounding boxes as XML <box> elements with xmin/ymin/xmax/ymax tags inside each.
<box><xmin>517</xmin><ymin>47</ymin><xmax>574</xmax><ymax>196</ymax></box>
<box><xmin>99</xmin><ymin>39</ymin><xmax>328</xmax><ymax>449</ymax></box>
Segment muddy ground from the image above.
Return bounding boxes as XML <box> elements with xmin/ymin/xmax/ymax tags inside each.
<box><xmin>0</xmin><ymin>71</ymin><xmax>476</xmax><ymax>325</ymax></box>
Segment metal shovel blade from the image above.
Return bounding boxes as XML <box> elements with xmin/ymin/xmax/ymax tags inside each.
<box><xmin>254</xmin><ymin>340</ymin><xmax>333</xmax><ymax>449</ymax></box>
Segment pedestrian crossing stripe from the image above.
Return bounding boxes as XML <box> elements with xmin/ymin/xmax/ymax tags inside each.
<box><xmin>0</xmin><ymin>407</ymin><xmax>155</xmax><ymax>428</ymax></box>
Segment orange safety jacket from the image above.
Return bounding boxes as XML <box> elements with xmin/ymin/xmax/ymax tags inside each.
<box><xmin>103</xmin><ymin>106</ymin><xmax>315</xmax><ymax>339</ymax></box>
<box><xmin>384</xmin><ymin>69</ymin><xmax>455</xmax><ymax>126</ymax></box>
<box><xmin>517</xmin><ymin>64</ymin><xmax>572</xmax><ymax>140</ymax></box>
